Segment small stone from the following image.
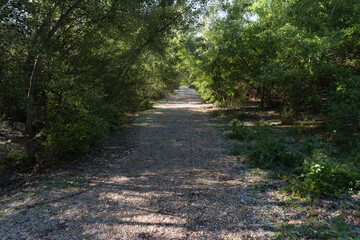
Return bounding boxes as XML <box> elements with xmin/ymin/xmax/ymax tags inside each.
<box><xmin>288</xmin><ymin>220</ymin><xmax>302</xmax><ymax>225</ymax></box>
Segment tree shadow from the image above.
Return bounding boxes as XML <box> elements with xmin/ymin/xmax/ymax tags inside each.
<box><xmin>1</xmin><ymin>87</ymin><xmax>273</xmax><ymax>239</ymax></box>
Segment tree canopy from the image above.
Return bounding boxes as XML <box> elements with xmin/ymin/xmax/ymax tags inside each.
<box><xmin>1</xmin><ymin>0</ymin><xmax>359</xmax><ymax>163</ymax></box>
<box><xmin>179</xmin><ymin>0</ymin><xmax>360</xmax><ymax>128</ymax></box>
<box><xmin>1</xmin><ymin>0</ymin><xmax>206</xmax><ymax>160</ymax></box>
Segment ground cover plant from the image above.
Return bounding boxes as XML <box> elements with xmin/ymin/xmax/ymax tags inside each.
<box><xmin>228</xmin><ymin>117</ymin><xmax>360</xmax><ymax>198</ymax></box>
<box><xmin>210</xmin><ymin>105</ymin><xmax>360</xmax><ymax>238</ymax></box>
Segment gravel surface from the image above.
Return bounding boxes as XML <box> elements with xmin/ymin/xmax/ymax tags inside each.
<box><xmin>0</xmin><ymin>86</ymin><xmax>270</xmax><ymax>239</ymax></box>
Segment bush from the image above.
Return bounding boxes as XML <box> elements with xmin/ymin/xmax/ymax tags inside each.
<box><xmin>280</xmin><ymin>105</ymin><xmax>295</xmax><ymax>125</ymax></box>
<box><xmin>229</xmin><ymin>119</ymin><xmax>274</xmax><ymax>142</ymax></box>
<box><xmin>0</xmin><ymin>141</ymin><xmax>35</xmax><ymax>175</ymax></box>
<box><xmin>249</xmin><ymin>137</ymin><xmax>303</xmax><ymax>169</ymax></box>
<box><xmin>227</xmin><ymin>116</ymin><xmax>360</xmax><ymax>198</ymax></box>
<box><xmin>229</xmin><ymin>119</ymin><xmax>251</xmax><ymax>141</ymax></box>
<box><xmin>293</xmin><ymin>150</ymin><xmax>360</xmax><ymax>197</ymax></box>
<box><xmin>299</xmin><ymin>137</ymin><xmax>326</xmax><ymax>156</ymax></box>
<box><xmin>252</xmin><ymin>121</ymin><xmax>273</xmax><ymax>138</ymax></box>
<box><xmin>326</xmin><ymin>76</ymin><xmax>360</xmax><ymax>130</ymax></box>
<box><xmin>42</xmin><ymin>95</ymin><xmax>109</xmax><ymax>161</ymax></box>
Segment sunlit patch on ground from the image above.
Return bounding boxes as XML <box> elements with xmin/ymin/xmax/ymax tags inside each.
<box><xmin>0</xmin><ymin>86</ymin><xmax>274</xmax><ymax>239</ymax></box>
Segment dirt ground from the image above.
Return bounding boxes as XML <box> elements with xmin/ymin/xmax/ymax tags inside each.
<box><xmin>0</xmin><ymin>86</ymin><xmax>273</xmax><ymax>239</ymax></box>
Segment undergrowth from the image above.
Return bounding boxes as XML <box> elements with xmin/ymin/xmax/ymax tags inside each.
<box><xmin>277</xmin><ymin>216</ymin><xmax>360</xmax><ymax>239</ymax></box>
<box><xmin>0</xmin><ymin>140</ymin><xmax>35</xmax><ymax>176</ymax></box>
<box><xmin>228</xmin><ymin>119</ymin><xmax>360</xmax><ymax>198</ymax></box>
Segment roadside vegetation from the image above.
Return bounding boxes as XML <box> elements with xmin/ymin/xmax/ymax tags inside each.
<box><xmin>209</xmin><ymin>106</ymin><xmax>360</xmax><ymax>239</ymax></box>
<box><xmin>176</xmin><ymin>0</ymin><xmax>360</xmax><ymax>238</ymax></box>
<box><xmin>1</xmin><ymin>0</ymin><xmax>359</xmax><ymax>237</ymax></box>
<box><xmin>0</xmin><ymin>0</ymin><xmax>206</xmax><ymax>176</ymax></box>
<box><xmin>178</xmin><ymin>0</ymin><xmax>360</xmax><ymax>199</ymax></box>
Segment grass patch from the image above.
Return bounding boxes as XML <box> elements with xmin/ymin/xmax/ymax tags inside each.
<box><xmin>277</xmin><ymin>217</ymin><xmax>360</xmax><ymax>239</ymax></box>
<box><xmin>1</xmin><ymin>150</ymin><xmax>35</xmax><ymax>175</ymax></box>
<box><xmin>213</xmin><ymin>106</ymin><xmax>360</xmax><ymax>240</ymax></box>
<box><xmin>220</xmin><ymin>109</ymin><xmax>360</xmax><ymax>198</ymax></box>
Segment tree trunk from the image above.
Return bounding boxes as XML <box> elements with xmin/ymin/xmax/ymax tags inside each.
<box><xmin>26</xmin><ymin>55</ymin><xmax>42</xmax><ymax>135</ymax></box>
<box><xmin>260</xmin><ymin>84</ymin><xmax>265</xmax><ymax>109</ymax></box>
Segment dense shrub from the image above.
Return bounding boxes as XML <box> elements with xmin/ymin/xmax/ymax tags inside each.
<box><xmin>249</xmin><ymin>137</ymin><xmax>302</xmax><ymax>169</ymax></box>
<box><xmin>0</xmin><ymin>140</ymin><xmax>35</xmax><ymax>175</ymax></box>
<box><xmin>229</xmin><ymin>120</ymin><xmax>274</xmax><ymax>141</ymax></box>
<box><xmin>178</xmin><ymin>0</ymin><xmax>360</xmax><ymax>135</ymax></box>
<box><xmin>293</xmin><ymin>151</ymin><xmax>360</xmax><ymax>196</ymax></box>
<box><xmin>326</xmin><ymin>76</ymin><xmax>360</xmax><ymax>131</ymax></box>
<box><xmin>229</xmin><ymin>118</ymin><xmax>360</xmax><ymax>197</ymax></box>
<box><xmin>252</xmin><ymin>121</ymin><xmax>274</xmax><ymax>138</ymax></box>
<box><xmin>43</xmin><ymin>94</ymin><xmax>109</xmax><ymax>161</ymax></box>
<box><xmin>229</xmin><ymin>119</ymin><xmax>251</xmax><ymax>141</ymax></box>
<box><xmin>280</xmin><ymin>106</ymin><xmax>295</xmax><ymax>125</ymax></box>
<box><xmin>0</xmin><ymin>0</ymin><xmax>200</xmax><ymax>165</ymax></box>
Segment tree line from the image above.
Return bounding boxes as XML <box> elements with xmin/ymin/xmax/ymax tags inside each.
<box><xmin>176</xmin><ymin>0</ymin><xmax>360</xmax><ymax>199</ymax></box>
<box><xmin>179</xmin><ymin>0</ymin><xmax>359</xmax><ymax>130</ymax></box>
<box><xmin>0</xmin><ymin>0</ymin><xmax>205</xmax><ymax>163</ymax></box>
<box><xmin>1</xmin><ymin>0</ymin><xmax>359</xmax><ymax>171</ymax></box>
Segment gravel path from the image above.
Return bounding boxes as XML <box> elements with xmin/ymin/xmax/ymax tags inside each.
<box><xmin>0</xmin><ymin>86</ymin><xmax>270</xmax><ymax>239</ymax></box>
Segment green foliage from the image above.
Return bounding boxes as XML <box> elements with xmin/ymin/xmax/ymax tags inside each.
<box><xmin>280</xmin><ymin>105</ymin><xmax>295</xmax><ymax>125</ymax></box>
<box><xmin>299</xmin><ymin>137</ymin><xmax>326</xmax><ymax>156</ymax></box>
<box><xmin>0</xmin><ymin>0</ymin><xmax>204</xmax><ymax>163</ymax></box>
<box><xmin>252</xmin><ymin>121</ymin><xmax>273</xmax><ymax>138</ymax></box>
<box><xmin>229</xmin><ymin>119</ymin><xmax>301</xmax><ymax>169</ymax></box>
<box><xmin>327</xmin><ymin>76</ymin><xmax>360</xmax><ymax>130</ymax></box>
<box><xmin>249</xmin><ymin>137</ymin><xmax>302</xmax><ymax>169</ymax></box>
<box><xmin>174</xmin><ymin>0</ymin><xmax>360</xmax><ymax>198</ymax></box>
<box><xmin>0</xmin><ymin>140</ymin><xmax>35</xmax><ymax>175</ymax></box>
<box><xmin>0</xmin><ymin>164</ymin><xmax>4</xmax><ymax>175</ymax></box>
<box><xmin>277</xmin><ymin>216</ymin><xmax>360</xmax><ymax>239</ymax></box>
<box><xmin>247</xmin><ymin>132</ymin><xmax>360</xmax><ymax>197</ymax></box>
<box><xmin>227</xmin><ymin>115</ymin><xmax>360</xmax><ymax>197</ymax></box>
<box><xmin>43</xmin><ymin>94</ymin><xmax>109</xmax><ymax>160</ymax></box>
<box><xmin>293</xmin><ymin>151</ymin><xmax>360</xmax><ymax>197</ymax></box>
<box><xmin>229</xmin><ymin>119</ymin><xmax>250</xmax><ymax>141</ymax></box>
<box><xmin>177</xmin><ymin>0</ymin><xmax>360</xmax><ymax>131</ymax></box>
<box><xmin>229</xmin><ymin>119</ymin><xmax>273</xmax><ymax>141</ymax></box>
<box><xmin>3</xmin><ymin>152</ymin><xmax>34</xmax><ymax>170</ymax></box>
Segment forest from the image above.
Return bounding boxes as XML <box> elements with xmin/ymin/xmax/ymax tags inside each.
<box><xmin>1</xmin><ymin>0</ymin><xmax>360</xmax><ymax>238</ymax></box>
<box><xmin>1</xmin><ymin>0</ymin><xmax>360</xmax><ymax>191</ymax></box>
<box><xmin>1</xmin><ymin>0</ymin><xmax>204</xmax><ymax>162</ymax></box>
<box><xmin>179</xmin><ymin>0</ymin><xmax>360</xmax><ymax>195</ymax></box>
<box><xmin>1</xmin><ymin>0</ymin><xmax>360</xmax><ymax>235</ymax></box>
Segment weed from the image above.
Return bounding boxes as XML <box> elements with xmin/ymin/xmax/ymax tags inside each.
<box><xmin>225</xmin><ymin>113</ymin><xmax>360</xmax><ymax>199</ymax></box>
<box><xmin>276</xmin><ymin>217</ymin><xmax>358</xmax><ymax>239</ymax></box>
<box><xmin>280</xmin><ymin>105</ymin><xmax>295</xmax><ymax>125</ymax></box>
<box><xmin>249</xmin><ymin>137</ymin><xmax>302</xmax><ymax>169</ymax></box>
<box><xmin>0</xmin><ymin>164</ymin><xmax>4</xmax><ymax>175</ymax></box>
<box><xmin>229</xmin><ymin>119</ymin><xmax>251</xmax><ymax>141</ymax></box>
<box><xmin>252</xmin><ymin>121</ymin><xmax>273</xmax><ymax>137</ymax></box>
<box><xmin>291</xmin><ymin>150</ymin><xmax>360</xmax><ymax>197</ymax></box>
<box><xmin>299</xmin><ymin>137</ymin><xmax>325</xmax><ymax>156</ymax></box>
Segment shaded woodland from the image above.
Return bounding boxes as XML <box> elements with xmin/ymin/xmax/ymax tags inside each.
<box><xmin>1</xmin><ymin>0</ymin><xmax>359</xmax><ymax>202</ymax></box>
<box><xmin>1</xmin><ymin>0</ymin><xmax>204</xmax><ymax>163</ymax></box>
<box><xmin>1</xmin><ymin>1</ymin><xmax>360</xmax><ymax>238</ymax></box>
<box><xmin>177</xmin><ymin>0</ymin><xmax>360</xmax><ymax>198</ymax></box>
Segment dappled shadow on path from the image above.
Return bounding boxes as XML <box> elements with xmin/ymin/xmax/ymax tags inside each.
<box><xmin>0</xmin><ymin>86</ymin><xmax>271</xmax><ymax>239</ymax></box>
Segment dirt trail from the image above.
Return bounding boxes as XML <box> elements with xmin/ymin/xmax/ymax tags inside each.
<box><xmin>0</xmin><ymin>86</ymin><xmax>269</xmax><ymax>239</ymax></box>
